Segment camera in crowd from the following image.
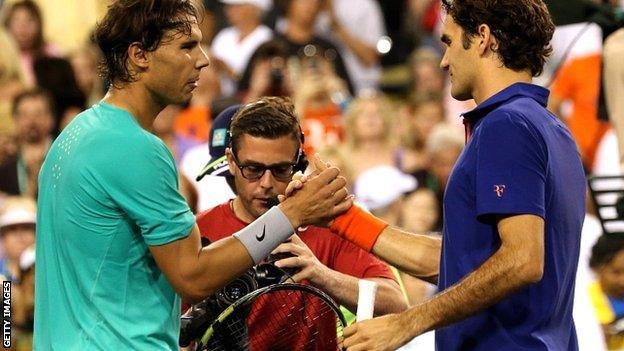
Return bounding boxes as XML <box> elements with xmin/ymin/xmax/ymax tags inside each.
<box><xmin>179</xmin><ymin>252</ymin><xmax>296</xmax><ymax>347</ymax></box>
<box><xmin>297</xmin><ymin>44</ymin><xmax>338</xmax><ymax>75</ymax></box>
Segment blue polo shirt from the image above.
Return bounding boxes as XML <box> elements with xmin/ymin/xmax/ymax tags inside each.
<box><xmin>437</xmin><ymin>83</ymin><xmax>585</xmax><ymax>350</ymax></box>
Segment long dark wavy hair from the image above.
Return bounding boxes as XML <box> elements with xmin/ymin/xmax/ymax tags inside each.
<box><xmin>93</xmin><ymin>0</ymin><xmax>200</xmax><ymax>87</ymax></box>
<box><xmin>441</xmin><ymin>0</ymin><xmax>555</xmax><ymax>77</ymax></box>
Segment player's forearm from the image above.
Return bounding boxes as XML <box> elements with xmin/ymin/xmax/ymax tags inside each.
<box><xmin>372</xmin><ymin>227</ymin><xmax>441</xmax><ymax>284</ymax></box>
<box><xmin>183</xmin><ymin>207</ymin><xmax>296</xmax><ymax>302</ymax></box>
<box><xmin>401</xmin><ymin>243</ymin><xmax>543</xmax><ymax>336</ymax></box>
<box><xmin>187</xmin><ymin>237</ymin><xmax>255</xmax><ymax>301</ymax></box>
<box><xmin>319</xmin><ymin>272</ymin><xmax>407</xmax><ymax>316</ymax></box>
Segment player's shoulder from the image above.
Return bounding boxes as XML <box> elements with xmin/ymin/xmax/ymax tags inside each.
<box><xmin>77</xmin><ymin>103</ymin><xmax>162</xmax><ymax>149</ymax></box>
<box><xmin>482</xmin><ymin>101</ymin><xmax>548</xmax><ymax>133</ymax></box>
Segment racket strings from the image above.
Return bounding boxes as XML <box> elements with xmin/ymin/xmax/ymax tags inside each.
<box><xmin>207</xmin><ymin>288</ymin><xmax>344</xmax><ymax>351</ymax></box>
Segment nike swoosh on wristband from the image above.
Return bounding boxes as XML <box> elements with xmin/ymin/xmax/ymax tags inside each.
<box><xmin>256</xmin><ymin>225</ymin><xmax>266</xmax><ymax>241</ymax></box>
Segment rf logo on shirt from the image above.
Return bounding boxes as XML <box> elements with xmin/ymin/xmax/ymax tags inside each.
<box><xmin>494</xmin><ymin>185</ymin><xmax>506</xmax><ymax>198</ymax></box>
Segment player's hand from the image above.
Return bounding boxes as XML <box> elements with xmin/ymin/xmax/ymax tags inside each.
<box><xmin>341</xmin><ymin>313</ymin><xmax>412</xmax><ymax>351</ymax></box>
<box><xmin>278</xmin><ymin>172</ymin><xmax>307</xmax><ymax>203</ymax></box>
<box><xmin>279</xmin><ymin>154</ymin><xmax>332</xmax><ymax>202</ymax></box>
<box><xmin>278</xmin><ymin>161</ymin><xmax>352</xmax><ymax>228</ymax></box>
<box><xmin>271</xmin><ymin>234</ymin><xmax>330</xmax><ymax>285</ymax></box>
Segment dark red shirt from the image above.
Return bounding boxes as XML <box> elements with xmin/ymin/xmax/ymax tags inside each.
<box><xmin>195</xmin><ymin>201</ymin><xmax>396</xmax><ymax>350</ymax></box>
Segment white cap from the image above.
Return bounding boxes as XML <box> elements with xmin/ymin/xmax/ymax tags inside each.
<box><xmin>354</xmin><ymin>166</ymin><xmax>417</xmax><ymax>211</ymax></box>
<box><xmin>0</xmin><ymin>207</ymin><xmax>36</xmax><ymax>230</ymax></box>
<box><xmin>20</xmin><ymin>246</ymin><xmax>35</xmax><ymax>271</ymax></box>
<box><xmin>220</xmin><ymin>0</ymin><xmax>273</xmax><ymax>12</ymax></box>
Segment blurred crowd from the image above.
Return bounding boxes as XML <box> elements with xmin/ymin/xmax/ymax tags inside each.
<box><xmin>1</xmin><ymin>0</ymin><xmax>624</xmax><ymax>350</ymax></box>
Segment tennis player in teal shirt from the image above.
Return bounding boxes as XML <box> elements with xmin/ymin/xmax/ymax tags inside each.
<box><xmin>33</xmin><ymin>1</ymin><xmax>352</xmax><ymax>349</ymax></box>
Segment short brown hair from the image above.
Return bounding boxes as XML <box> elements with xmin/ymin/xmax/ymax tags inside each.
<box><xmin>93</xmin><ymin>0</ymin><xmax>200</xmax><ymax>87</ymax></box>
<box><xmin>441</xmin><ymin>0</ymin><xmax>555</xmax><ymax>77</ymax></box>
<box><xmin>229</xmin><ymin>97</ymin><xmax>302</xmax><ymax>155</ymax></box>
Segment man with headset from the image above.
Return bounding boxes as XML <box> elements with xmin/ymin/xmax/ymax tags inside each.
<box><xmin>195</xmin><ymin>98</ymin><xmax>407</xmax><ymax>326</ymax></box>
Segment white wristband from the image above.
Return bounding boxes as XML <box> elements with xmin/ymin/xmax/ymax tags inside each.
<box><xmin>233</xmin><ymin>206</ymin><xmax>294</xmax><ymax>264</ymax></box>
<box><xmin>357</xmin><ymin>279</ymin><xmax>378</xmax><ymax>322</ymax></box>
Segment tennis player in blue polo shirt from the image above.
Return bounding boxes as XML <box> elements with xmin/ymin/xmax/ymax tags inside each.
<box><xmin>331</xmin><ymin>0</ymin><xmax>586</xmax><ymax>350</ymax></box>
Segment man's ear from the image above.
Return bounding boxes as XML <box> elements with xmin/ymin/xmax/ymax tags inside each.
<box><xmin>226</xmin><ymin>148</ymin><xmax>236</xmax><ymax>175</ymax></box>
<box><xmin>476</xmin><ymin>24</ymin><xmax>497</xmax><ymax>55</ymax></box>
<box><xmin>127</xmin><ymin>42</ymin><xmax>150</xmax><ymax>72</ymax></box>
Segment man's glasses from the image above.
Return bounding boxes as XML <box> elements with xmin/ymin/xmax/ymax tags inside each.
<box><xmin>231</xmin><ymin>152</ymin><xmax>299</xmax><ymax>181</ymax></box>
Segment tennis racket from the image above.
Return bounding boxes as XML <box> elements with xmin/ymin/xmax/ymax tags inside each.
<box><xmin>195</xmin><ymin>283</ymin><xmax>347</xmax><ymax>351</ymax></box>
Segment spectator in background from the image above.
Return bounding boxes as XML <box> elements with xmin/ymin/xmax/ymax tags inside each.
<box><xmin>238</xmin><ymin>39</ymin><xmax>293</xmax><ymax>102</ymax></box>
<box><xmin>396</xmin><ymin>188</ymin><xmax>440</xmax><ymax>305</ymax></box>
<box><xmin>397</xmin><ymin>92</ymin><xmax>445</xmax><ymax>174</ymax></box>
<box><xmin>0</xmin><ymin>196</ymin><xmax>36</xmax><ymax>282</ymax></box>
<box><xmin>34</xmin><ymin>55</ymin><xmax>86</xmax><ymax>134</ymax></box>
<box><xmin>69</xmin><ymin>44</ymin><xmax>104</xmax><ymax>108</ymax></box>
<box><xmin>394</xmin><ymin>187</ymin><xmax>440</xmax><ymax>351</ymax></box>
<box><xmin>152</xmin><ymin>105</ymin><xmax>200</xmax><ymax>213</ymax></box>
<box><xmin>0</xmin><ymin>88</ymin><xmax>54</xmax><ymax>199</ymax></box>
<box><xmin>293</xmin><ymin>48</ymin><xmax>350</xmax><ymax>155</ymax></box>
<box><xmin>413</xmin><ymin>123</ymin><xmax>464</xmax><ymax>231</ymax></box>
<box><xmin>547</xmin><ymin>21</ymin><xmax>609</xmax><ymax>171</ymax></box>
<box><xmin>399</xmin><ymin>188</ymin><xmax>439</xmax><ymax>235</ymax></box>
<box><xmin>339</xmin><ymin>94</ymin><xmax>400</xmax><ymax>179</ymax></box>
<box><xmin>4</xmin><ymin>0</ymin><xmax>85</xmax><ymax>135</ymax></box>
<box><xmin>315</xmin><ymin>0</ymin><xmax>386</xmax><ymax>93</ymax></box>
<box><xmin>404</xmin><ymin>0</ymin><xmax>442</xmax><ymax>50</ymax></box>
<box><xmin>603</xmin><ymin>28</ymin><xmax>624</xmax><ymax>172</ymax></box>
<box><xmin>197</xmin><ymin>2</ymin><xmax>218</xmax><ymax>47</ymax></box>
<box><xmin>317</xmin><ymin>145</ymin><xmax>354</xmax><ymax>189</ymax></box>
<box><xmin>273</xmin><ymin>0</ymin><xmax>354</xmax><ymax>92</ymax></box>
<box><xmin>181</xmin><ymin>105</ymin><xmax>239</xmax><ymax>213</ymax></box>
<box><xmin>3</xmin><ymin>0</ymin><xmax>60</xmax><ymax>85</ymax></box>
<box><xmin>409</xmin><ymin>47</ymin><xmax>445</xmax><ymax>96</ymax></box>
<box><xmin>0</xmin><ymin>28</ymin><xmax>28</xmax><ymax>135</ymax></box>
<box><xmin>0</xmin><ymin>197</ymin><xmax>36</xmax><ymax>350</ymax></box>
<box><xmin>14</xmin><ymin>245</ymin><xmax>35</xmax><ymax>351</ymax></box>
<box><xmin>153</xmin><ymin>104</ymin><xmax>203</xmax><ymax>163</ymax></box>
<box><xmin>211</xmin><ymin>0</ymin><xmax>274</xmax><ymax>97</ymax></box>
<box><xmin>574</xmin><ymin>202</ymin><xmax>608</xmax><ymax>351</ymax></box>
<box><xmin>589</xmin><ymin>234</ymin><xmax>624</xmax><ymax>350</ymax></box>
<box><xmin>353</xmin><ymin>165</ymin><xmax>417</xmax><ymax>226</ymax></box>
<box><xmin>240</xmin><ymin>38</ymin><xmax>350</xmax><ymax>148</ymax></box>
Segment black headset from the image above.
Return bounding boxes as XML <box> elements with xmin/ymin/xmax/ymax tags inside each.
<box><xmin>293</xmin><ymin>129</ymin><xmax>309</xmax><ymax>174</ymax></box>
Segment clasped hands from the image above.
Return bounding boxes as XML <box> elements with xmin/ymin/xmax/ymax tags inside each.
<box><xmin>277</xmin><ymin>154</ymin><xmax>353</xmax><ymax>228</ymax></box>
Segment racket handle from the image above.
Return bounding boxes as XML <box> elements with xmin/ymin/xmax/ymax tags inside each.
<box><xmin>356</xmin><ymin>279</ymin><xmax>378</xmax><ymax>322</ymax></box>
